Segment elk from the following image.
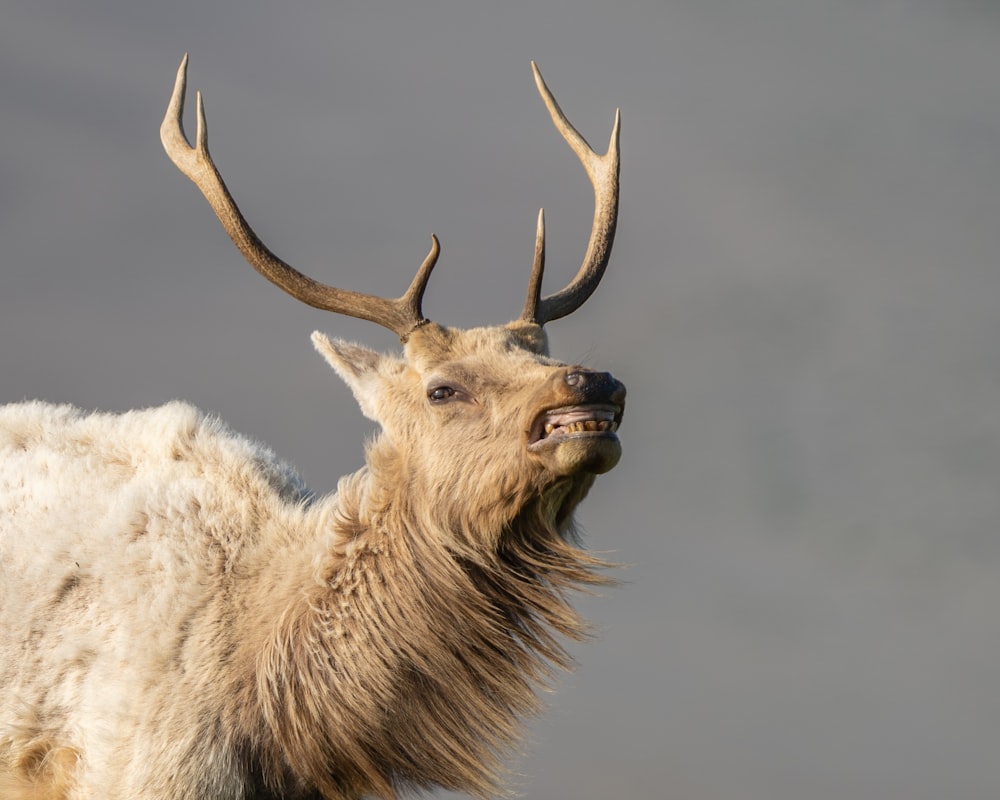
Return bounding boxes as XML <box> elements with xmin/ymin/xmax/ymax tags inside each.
<box><xmin>0</xmin><ymin>56</ymin><xmax>624</xmax><ymax>800</ymax></box>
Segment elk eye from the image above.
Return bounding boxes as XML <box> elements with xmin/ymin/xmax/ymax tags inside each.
<box><xmin>428</xmin><ymin>386</ymin><xmax>457</xmax><ymax>403</ymax></box>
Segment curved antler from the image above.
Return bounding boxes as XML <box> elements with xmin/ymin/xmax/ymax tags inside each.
<box><xmin>521</xmin><ymin>63</ymin><xmax>620</xmax><ymax>326</ymax></box>
<box><xmin>160</xmin><ymin>55</ymin><xmax>437</xmax><ymax>341</ymax></box>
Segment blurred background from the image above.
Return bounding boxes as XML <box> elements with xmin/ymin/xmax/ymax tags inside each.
<box><xmin>3</xmin><ymin>2</ymin><xmax>1000</xmax><ymax>798</ymax></box>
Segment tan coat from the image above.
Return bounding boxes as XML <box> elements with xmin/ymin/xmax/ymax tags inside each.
<box><xmin>0</xmin><ymin>322</ymin><xmax>624</xmax><ymax>799</ymax></box>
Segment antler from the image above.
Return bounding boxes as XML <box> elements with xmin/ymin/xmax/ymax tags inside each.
<box><xmin>160</xmin><ymin>55</ymin><xmax>437</xmax><ymax>341</ymax></box>
<box><xmin>521</xmin><ymin>63</ymin><xmax>621</xmax><ymax>326</ymax></box>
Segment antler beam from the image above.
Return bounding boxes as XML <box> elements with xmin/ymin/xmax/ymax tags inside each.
<box><xmin>521</xmin><ymin>63</ymin><xmax>621</xmax><ymax>326</ymax></box>
<box><xmin>160</xmin><ymin>55</ymin><xmax>437</xmax><ymax>341</ymax></box>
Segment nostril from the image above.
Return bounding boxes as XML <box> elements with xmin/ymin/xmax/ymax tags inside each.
<box><xmin>563</xmin><ymin>370</ymin><xmax>625</xmax><ymax>406</ymax></box>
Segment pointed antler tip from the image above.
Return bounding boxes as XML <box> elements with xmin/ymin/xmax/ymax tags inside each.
<box><xmin>425</xmin><ymin>233</ymin><xmax>441</xmax><ymax>260</ymax></box>
<box><xmin>531</xmin><ymin>62</ymin><xmax>549</xmax><ymax>92</ymax></box>
<box><xmin>610</xmin><ymin>109</ymin><xmax>622</xmax><ymax>152</ymax></box>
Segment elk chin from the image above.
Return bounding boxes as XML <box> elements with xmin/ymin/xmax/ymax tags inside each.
<box><xmin>545</xmin><ymin>436</ymin><xmax>621</xmax><ymax>475</ymax></box>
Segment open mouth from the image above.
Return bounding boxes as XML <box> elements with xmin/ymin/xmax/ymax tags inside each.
<box><xmin>528</xmin><ymin>404</ymin><xmax>622</xmax><ymax>449</ymax></box>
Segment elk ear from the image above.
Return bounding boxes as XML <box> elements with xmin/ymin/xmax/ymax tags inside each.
<box><xmin>311</xmin><ymin>332</ymin><xmax>386</xmax><ymax>421</ymax></box>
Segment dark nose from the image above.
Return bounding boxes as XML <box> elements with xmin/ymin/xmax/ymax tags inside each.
<box><xmin>564</xmin><ymin>369</ymin><xmax>626</xmax><ymax>406</ymax></box>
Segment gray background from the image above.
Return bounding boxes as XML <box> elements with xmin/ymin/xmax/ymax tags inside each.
<box><xmin>3</xmin><ymin>2</ymin><xmax>1000</xmax><ymax>798</ymax></box>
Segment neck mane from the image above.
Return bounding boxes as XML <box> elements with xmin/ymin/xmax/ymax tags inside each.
<box><xmin>250</xmin><ymin>442</ymin><xmax>612</xmax><ymax>800</ymax></box>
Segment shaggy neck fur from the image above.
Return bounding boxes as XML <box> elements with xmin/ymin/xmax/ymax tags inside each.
<box><xmin>247</xmin><ymin>434</ymin><xmax>610</xmax><ymax>800</ymax></box>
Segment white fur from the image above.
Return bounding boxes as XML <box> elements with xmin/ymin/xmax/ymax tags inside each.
<box><xmin>0</xmin><ymin>400</ymin><xmax>319</xmax><ymax>797</ymax></box>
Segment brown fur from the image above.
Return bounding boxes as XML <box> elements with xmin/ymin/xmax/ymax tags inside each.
<box><xmin>245</xmin><ymin>322</ymin><xmax>620</xmax><ymax>799</ymax></box>
<box><xmin>254</xmin><ymin>466</ymin><xmax>610</xmax><ymax>799</ymax></box>
<box><xmin>0</xmin><ymin>738</ymin><xmax>81</xmax><ymax>800</ymax></box>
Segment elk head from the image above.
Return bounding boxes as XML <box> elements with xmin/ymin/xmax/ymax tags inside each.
<box><xmin>161</xmin><ymin>56</ymin><xmax>623</xmax><ymax>536</ymax></box>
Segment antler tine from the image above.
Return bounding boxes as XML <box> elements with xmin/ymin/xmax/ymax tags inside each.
<box><xmin>522</xmin><ymin>208</ymin><xmax>546</xmax><ymax>321</ymax></box>
<box><xmin>160</xmin><ymin>55</ymin><xmax>437</xmax><ymax>341</ymax></box>
<box><xmin>521</xmin><ymin>62</ymin><xmax>620</xmax><ymax>326</ymax></box>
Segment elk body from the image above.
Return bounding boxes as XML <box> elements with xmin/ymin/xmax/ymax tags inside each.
<box><xmin>0</xmin><ymin>57</ymin><xmax>624</xmax><ymax>800</ymax></box>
